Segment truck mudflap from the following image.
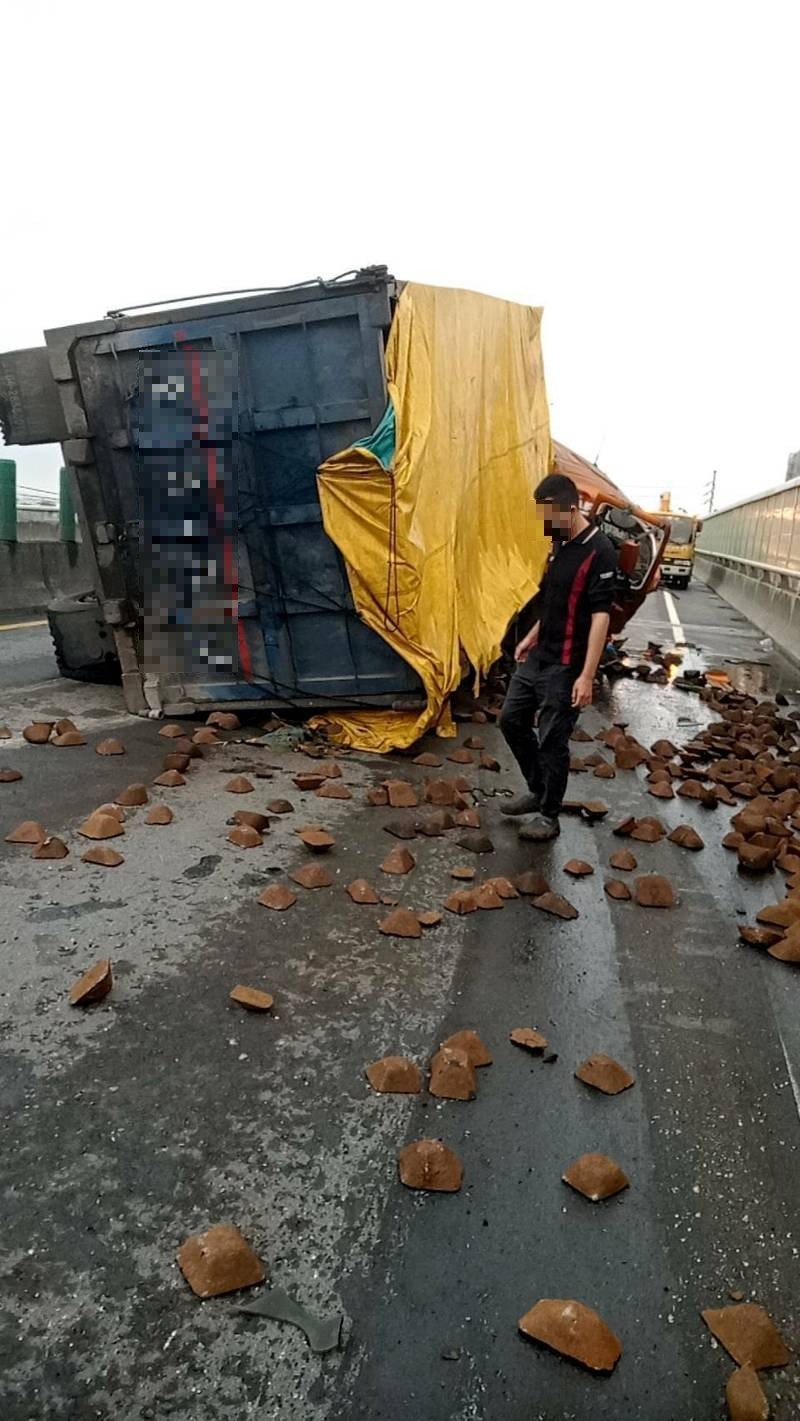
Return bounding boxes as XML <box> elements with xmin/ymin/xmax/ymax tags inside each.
<box><xmin>47</xmin><ymin>593</ymin><xmax>121</xmax><ymax>685</ymax></box>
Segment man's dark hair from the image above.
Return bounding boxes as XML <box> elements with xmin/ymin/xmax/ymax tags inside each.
<box><xmin>534</xmin><ymin>473</ymin><xmax>579</xmax><ymax>506</ymax></box>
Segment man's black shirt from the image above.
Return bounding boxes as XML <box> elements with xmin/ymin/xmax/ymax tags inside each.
<box><xmin>529</xmin><ymin>524</ymin><xmax>617</xmax><ymax>670</ymax></box>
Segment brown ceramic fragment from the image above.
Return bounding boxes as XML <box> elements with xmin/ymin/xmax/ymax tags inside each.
<box><xmin>5</xmin><ymin>820</ymin><xmax>46</xmax><ymax>844</ymax></box>
<box><xmin>290</xmin><ymin>862</ymin><xmax>333</xmax><ymax>889</ymax></box>
<box><xmin>413</xmin><ymin>752</ymin><xmax>442</xmax><ymax>767</ymax></box>
<box><xmin>365</xmin><ymin>787</ymin><xmax>389</xmax><ymax>806</ymax></box>
<box><xmin>738</xmin><ymin>843</ymin><xmax>776</xmax><ymax>874</ymax></box>
<box><xmin>462</xmin><ymin>735</ymin><xmax>484</xmax><ymax>749</ymax></box>
<box><xmin>230</xmin><ymin>985</ymin><xmax>273</xmax><ymax>1011</ymax></box>
<box><xmin>267</xmin><ymin>799</ymin><xmax>294</xmax><ymax>815</ymax></box>
<box><xmin>668</xmin><ymin>825</ymin><xmax>705</xmax><ymax>850</ymax></box>
<box><xmin>634</xmin><ymin>874</ymin><xmax>675</xmax><ymax>907</ymax></box>
<box><xmin>224</xmin><ymin>776</ymin><xmax>254</xmax><ymax>795</ymax></box>
<box><xmin>739</xmin><ymin>925</ymin><xmax>783</xmax><ymax>948</ymax></box>
<box><xmin>193</xmin><ymin>727</ymin><xmax>222</xmax><ymax>746</ymax></box>
<box><xmin>162</xmin><ymin>753</ymin><xmax>191</xmax><ymax>773</ymax></box>
<box><xmin>757</xmin><ymin>898</ymin><xmax>800</xmax><ymax>928</ymax></box>
<box><xmin>515</xmin><ymin>869</ymin><xmax>550</xmax><ymax>896</ymax></box>
<box><xmin>442</xmin><ymin>1029</ymin><xmax>492</xmax><ymax>1066</ymax></box>
<box><xmin>609</xmin><ymin>848</ymin><xmax>637</xmax><ymax>872</ymax></box>
<box><xmin>398</xmin><ymin>1139</ymin><xmax>463</xmax><ymax>1191</ymax></box>
<box><xmin>454</xmin><ymin>808</ymin><xmax>481</xmax><ymax>828</ymax></box>
<box><xmin>456</xmin><ymin>831</ymin><xmax>494</xmax><ymax>854</ymax></box>
<box><xmin>174</xmin><ymin>739</ymin><xmax>203</xmax><ymax>759</ymax></box>
<box><xmin>0</xmin><ymin>725</ymin><xmax>11</xmax><ymax>738</ymax></box>
<box><xmin>384</xmin><ymin>779</ymin><xmax>419</xmax><ymax>808</ymax></box>
<box><xmin>95</xmin><ymin>738</ymin><xmax>125</xmax><ymax>756</ymax></box>
<box><xmin>429</xmin><ymin>1046</ymin><xmax>476</xmax><ymax>1099</ymax></box>
<box><xmin>593</xmin><ymin>762</ymin><xmax>616</xmax><ymax>780</ymax></box>
<box><xmin>146</xmin><ymin>804</ymin><xmax>173</xmax><ymax>825</ymax></box>
<box><xmin>177</xmin><ymin>1223</ymin><xmax>265</xmax><ymax>1298</ymax></box>
<box><xmin>82</xmin><ymin>845</ymin><xmax>124</xmax><ymax>866</ymax></box>
<box><xmin>510</xmin><ymin>1027</ymin><xmax>547</xmax><ymax>1053</ymax></box>
<box><xmin>346</xmin><ymin>878</ymin><xmax>380</xmax><ymax>904</ymax></box>
<box><xmin>484</xmin><ymin>876</ymin><xmax>519</xmax><ymax>899</ymax></box>
<box><xmin>0</xmin><ymin>767</ymin><xmax>23</xmax><ymax>782</ymax></box>
<box><xmin>479</xmin><ymin>753</ymin><xmax>500</xmax><ymax>771</ymax></box>
<box><xmin>380</xmin><ymin>894</ymin><xmax>399</xmax><ymax>906</ymax></box>
<box><xmin>293</xmin><ymin>772</ymin><xmax>326</xmax><ymax>791</ymax></box>
<box><xmin>581</xmin><ymin>800</ymin><xmax>609</xmax><ymax>821</ymax></box>
<box><xmin>450</xmin><ymin>865</ymin><xmax>476</xmax><ymax>881</ymax></box>
<box><xmin>613</xmin><ymin>815</ymin><xmax>637</xmax><ymax>837</ymax></box>
<box><xmin>154</xmin><ymin>769</ymin><xmax>186</xmax><ymax>788</ymax></box>
<box><xmin>768</xmin><ymin>931</ymin><xmax>800</xmax><ymax>964</ymax></box>
<box><xmin>366</xmin><ymin>1055</ymin><xmax>422</xmax><ymax>1093</ymax></box>
<box><xmin>473</xmin><ymin>882</ymin><xmax>505</xmax><ymax>910</ymax></box>
<box><xmin>415</xmin><ymin>809</ymin><xmax>455</xmax><ymax>836</ymax></box>
<box><xmin>701</xmin><ymin>1303</ymin><xmax>790</xmax><ymax>1369</ymax></box>
<box><xmin>562</xmin><ymin>1153</ymin><xmax>630</xmax><ymax>1201</ymax></box>
<box><xmin>564</xmin><ymin>859</ymin><xmax>593</xmax><ymax>878</ymax></box>
<box><xmin>22</xmin><ymin>722</ymin><xmax>52</xmax><ymax>744</ymax></box>
<box><xmin>648</xmin><ymin>779</ymin><xmax>674</xmax><ymax>799</ymax></box>
<box><xmin>447</xmin><ymin>748</ymin><xmax>474</xmax><ymax>764</ymax></box>
<box><xmin>159</xmin><ymin>724</ymin><xmax>185</xmax><ymax>738</ymax></box>
<box><xmin>575</xmin><ymin>1054</ymin><xmax>635</xmax><ymax>1094</ymax></box>
<box><xmin>531</xmin><ymin>891</ymin><xmax>578</xmax><ymax>920</ymax></box>
<box><xmin>518</xmin><ymin>1298</ymin><xmax>622</xmax><ymax>1373</ymax></box>
<box><xmin>418</xmin><ymin>910</ymin><xmax>442</xmax><ymax>927</ymax></box>
<box><xmin>52</xmin><ymin>730</ymin><xmax>87</xmax><ymax>747</ymax></box>
<box><xmin>69</xmin><ymin>958</ymin><xmax>112</xmax><ymax>1005</ymax></box>
<box><xmin>630</xmin><ymin>816</ymin><xmax>666</xmax><ymax>843</ymax></box>
<box><xmin>316</xmin><ymin>781</ymin><xmax>352</xmax><ymax>800</ymax></box>
<box><xmin>230</xmin><ymin>810</ymin><xmax>269</xmax><ymax>832</ymax></box>
<box><xmin>33</xmin><ymin>836</ymin><xmax>69</xmax><ymax>860</ymax></box>
<box><xmin>378</xmin><ymin>908</ymin><xmax>422</xmax><ymax>938</ymax></box>
<box><xmin>384</xmin><ymin>818</ymin><xmax>417</xmax><ymax>840</ymax></box>
<box><xmin>297</xmin><ymin>826</ymin><xmax>335</xmax><ymax>852</ymax></box>
<box><xmin>207</xmin><ymin>711</ymin><xmax>241</xmax><ymax>730</ymax></box>
<box><xmin>424</xmin><ymin>779</ymin><xmax>460</xmax><ymax>807</ymax></box>
<box><xmin>381</xmin><ymin>845</ymin><xmax>415</xmax><ymax>875</ymax></box>
<box><xmin>604</xmin><ymin>878</ymin><xmax>632</xmax><ymax>901</ymax></box>
<box><xmin>723</xmin><ymin>831</ymin><xmax>745</xmax><ymax>850</ymax></box>
<box><xmin>228</xmin><ymin>824</ymin><xmax>263</xmax><ymax>848</ymax></box>
<box><xmin>258</xmin><ymin>884</ymin><xmax>297</xmax><ymax>910</ymax></box>
<box><xmin>725</xmin><ymin>1365</ymin><xmax>769</xmax><ymax>1421</ymax></box>
<box><xmin>444</xmin><ymin>888</ymin><xmax>478</xmax><ymax>915</ymax></box>
<box><xmin>115</xmin><ymin>784</ymin><xmax>148</xmax><ymax>807</ymax></box>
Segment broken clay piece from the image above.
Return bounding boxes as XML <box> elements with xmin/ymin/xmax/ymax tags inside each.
<box><xmin>381</xmin><ymin>845</ymin><xmax>415</xmax><ymax>875</ymax></box>
<box><xmin>633</xmin><ymin>874</ymin><xmax>675</xmax><ymax>908</ymax></box>
<box><xmin>701</xmin><ymin>1303</ymin><xmax>790</xmax><ymax>1369</ymax></box>
<box><xmin>146</xmin><ymin>805</ymin><xmax>173</xmax><ymax>825</ymax></box>
<box><xmin>225</xmin><ymin>776</ymin><xmax>255</xmax><ymax>794</ymax></box>
<box><xmin>316</xmin><ymin>781</ymin><xmax>352</xmax><ymax>800</ymax></box>
<box><xmin>563</xmin><ymin>859</ymin><xmax>593</xmax><ymax>877</ymax></box>
<box><xmin>346</xmin><ymin>879</ymin><xmax>380</xmax><ymax>904</ymax></box>
<box><xmin>575</xmin><ymin>1054</ymin><xmax>635</xmax><ymax>1095</ymax></box>
<box><xmin>366</xmin><ymin>1055</ymin><xmax>422</xmax><ymax>1093</ymax></box>
<box><xmin>82</xmin><ymin>845</ymin><xmax>124</xmax><ymax>867</ymax></box>
<box><xmin>22</xmin><ymin>722</ymin><xmax>52</xmax><ymax>744</ymax></box>
<box><xmin>95</xmin><ymin>738</ymin><xmax>125</xmax><ymax>755</ymax></box>
<box><xmin>604</xmin><ymin>878</ymin><xmax>632</xmax><ymax>901</ymax></box>
<box><xmin>441</xmin><ymin>1029</ymin><xmax>492</xmax><ymax>1066</ymax></box>
<box><xmin>154</xmin><ymin>769</ymin><xmax>186</xmax><ymax>787</ymax></box>
<box><xmin>230</xmin><ymin>985</ymin><xmax>274</xmax><ymax>1012</ymax></box>
<box><xmin>257</xmin><ymin>885</ymin><xmax>297</xmax><ymax>910</ymax></box>
<box><xmin>267</xmin><ymin>799</ymin><xmax>294</xmax><ymax>815</ymax></box>
<box><xmin>429</xmin><ymin>1045</ymin><xmax>476</xmax><ymax>1100</ymax></box>
<box><xmin>297</xmin><ymin>826</ymin><xmax>335</xmax><ymax>852</ymax></box>
<box><xmin>0</xmin><ymin>767</ymin><xmax>23</xmax><ymax>782</ymax></box>
<box><xmin>5</xmin><ymin>819</ymin><xmax>46</xmax><ymax>844</ymax></box>
<box><xmin>398</xmin><ymin>1138</ymin><xmax>463</xmax><ymax>1191</ymax></box>
<box><xmin>228</xmin><ymin>824</ymin><xmax>263</xmax><ymax>848</ymax></box>
<box><xmin>78</xmin><ymin>811</ymin><xmax>124</xmax><ymax>840</ymax></box>
<box><xmin>668</xmin><ymin>825</ymin><xmax>705</xmax><ymax>850</ymax></box>
<box><xmin>177</xmin><ymin>1223</ymin><xmax>265</xmax><ymax>1298</ymax></box>
<box><xmin>232</xmin><ymin>810</ymin><xmax>270</xmax><ymax>832</ymax></box>
<box><xmin>725</xmin><ymin>1365</ymin><xmax>770</xmax><ymax>1421</ymax></box>
<box><xmin>158</xmin><ymin>723</ymin><xmax>185</xmax><ymax>738</ymax></box>
<box><xmin>289</xmin><ymin>862</ymin><xmax>333</xmax><ymax>890</ymax></box>
<box><xmin>69</xmin><ymin>958</ymin><xmax>112</xmax><ymax>1005</ymax></box>
<box><xmin>510</xmin><ymin>1027</ymin><xmax>547</xmax><ymax>1053</ymax></box>
<box><xmin>473</xmin><ymin>882</ymin><xmax>505</xmax><ymax>910</ymax></box>
<box><xmin>456</xmin><ymin>831</ymin><xmax>494</xmax><ymax>854</ymax></box>
<box><xmin>444</xmin><ymin>889</ymin><xmax>478</xmax><ymax>915</ymax></box>
<box><xmin>51</xmin><ymin>730</ymin><xmax>87</xmax><ymax>747</ymax></box>
<box><xmin>514</xmin><ymin>869</ymin><xmax>550</xmax><ymax>896</ymax></box>
<box><xmin>518</xmin><ymin>1298</ymin><xmax>622</xmax><ymax>1373</ymax></box>
<box><xmin>207</xmin><ymin>711</ymin><xmax>240</xmax><ymax>730</ymax></box>
<box><xmin>531</xmin><ymin>891</ymin><xmax>578</xmax><ymax>920</ymax></box>
<box><xmin>418</xmin><ymin>910</ymin><xmax>442</xmax><ymax>927</ymax></box>
<box><xmin>33</xmin><ymin>836</ymin><xmax>69</xmax><ymax>860</ymax></box>
<box><xmin>450</xmin><ymin>865</ymin><xmax>476</xmax><ymax>881</ymax></box>
<box><xmin>384</xmin><ymin>779</ymin><xmax>419</xmax><ymax>808</ymax></box>
<box><xmin>378</xmin><ymin>908</ymin><xmax>422</xmax><ymax>938</ymax></box>
<box><xmin>562</xmin><ymin>1153</ymin><xmax>630</xmax><ymax>1201</ymax></box>
<box><xmin>114</xmin><ymin>784</ymin><xmax>149</xmax><ymax>807</ymax></box>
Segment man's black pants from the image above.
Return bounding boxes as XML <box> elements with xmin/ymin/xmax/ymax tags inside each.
<box><xmin>498</xmin><ymin>657</ymin><xmax>579</xmax><ymax>818</ymax></box>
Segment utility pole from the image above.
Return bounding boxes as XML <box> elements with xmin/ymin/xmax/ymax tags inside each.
<box><xmin>703</xmin><ymin>469</ymin><xmax>717</xmax><ymax>514</ymax></box>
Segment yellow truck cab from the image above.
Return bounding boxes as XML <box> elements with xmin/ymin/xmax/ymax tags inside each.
<box><xmin>646</xmin><ymin>499</ymin><xmax>702</xmax><ymax>589</ymax></box>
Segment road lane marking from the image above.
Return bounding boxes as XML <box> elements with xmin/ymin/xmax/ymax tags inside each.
<box><xmin>662</xmin><ymin>590</ymin><xmax>685</xmax><ymax>644</ymax></box>
<box><xmin>0</xmin><ymin>619</ymin><xmax>48</xmax><ymax>632</ymax></box>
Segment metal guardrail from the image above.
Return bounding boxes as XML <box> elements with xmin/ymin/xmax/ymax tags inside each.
<box><xmin>695</xmin><ymin>547</ymin><xmax>800</xmax><ymax>587</ymax></box>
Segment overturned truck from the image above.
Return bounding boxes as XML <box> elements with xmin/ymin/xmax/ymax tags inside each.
<box><xmin>0</xmin><ymin>268</ymin><xmax>667</xmax><ymax>748</ymax></box>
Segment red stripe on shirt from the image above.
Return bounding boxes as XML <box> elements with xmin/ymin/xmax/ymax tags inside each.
<box><xmin>561</xmin><ymin>551</ymin><xmax>597</xmax><ymax>665</ymax></box>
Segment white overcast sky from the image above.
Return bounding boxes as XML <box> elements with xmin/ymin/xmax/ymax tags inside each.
<box><xmin>2</xmin><ymin>1</ymin><xmax>798</xmax><ymax>516</ymax></box>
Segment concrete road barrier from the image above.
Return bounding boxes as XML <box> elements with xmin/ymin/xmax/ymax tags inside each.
<box><xmin>0</xmin><ymin>538</ymin><xmax>93</xmax><ymax>614</ymax></box>
<box><xmin>696</xmin><ymin>552</ymin><xmax>800</xmax><ymax>667</ymax></box>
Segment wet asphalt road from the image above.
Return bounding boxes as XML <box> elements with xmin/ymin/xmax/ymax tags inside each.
<box><xmin>0</xmin><ymin>618</ymin><xmax>59</xmax><ymax>691</ymax></box>
<box><xmin>0</xmin><ymin>580</ymin><xmax>798</xmax><ymax>1420</ymax></box>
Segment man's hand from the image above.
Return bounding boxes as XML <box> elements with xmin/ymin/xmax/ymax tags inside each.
<box><xmin>571</xmin><ymin>672</ymin><xmax>594</xmax><ymax>708</ymax></box>
<box><xmin>514</xmin><ymin>624</ymin><xmax>539</xmax><ymax>662</ymax></box>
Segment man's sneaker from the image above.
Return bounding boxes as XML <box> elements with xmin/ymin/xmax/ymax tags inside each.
<box><xmin>518</xmin><ymin>812</ymin><xmax>560</xmax><ymax>842</ymax></box>
<box><xmin>500</xmin><ymin>792</ymin><xmax>541</xmax><ymax>817</ymax></box>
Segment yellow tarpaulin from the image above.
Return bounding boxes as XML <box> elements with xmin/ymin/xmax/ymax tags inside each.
<box><xmin>313</xmin><ymin>282</ymin><xmax>551</xmax><ymax>752</ymax></box>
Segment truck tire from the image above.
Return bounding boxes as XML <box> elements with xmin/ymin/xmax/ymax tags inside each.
<box><xmin>48</xmin><ymin>592</ymin><xmax>121</xmax><ymax>684</ymax></box>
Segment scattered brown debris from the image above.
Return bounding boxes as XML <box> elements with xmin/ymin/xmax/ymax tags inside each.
<box><xmin>429</xmin><ymin>1045</ymin><xmax>476</xmax><ymax>1100</ymax></box>
<box><xmin>737</xmin><ymin>842</ymin><xmax>776</xmax><ymax>874</ymax></box>
<box><xmin>648</xmin><ymin>780</ymin><xmax>674</xmax><ymax>799</ymax></box>
<box><xmin>22</xmin><ymin>722</ymin><xmax>52</xmax><ymax>744</ymax></box>
<box><xmin>228</xmin><ymin>824</ymin><xmax>263</xmax><ymax>848</ymax></box>
<box><xmin>159</xmin><ymin>724</ymin><xmax>185</xmax><ymax>738</ymax></box>
<box><xmin>413</xmin><ymin>752</ymin><xmax>442</xmax><ymax>767</ymax></box>
<box><xmin>174</xmin><ymin>739</ymin><xmax>203</xmax><ymax>759</ymax></box>
<box><xmin>257</xmin><ymin>885</ymin><xmax>297</xmax><ymax>910</ymax></box>
<box><xmin>701</xmin><ymin>1303</ymin><xmax>790</xmax><ymax>1369</ymax></box>
<box><xmin>757</xmin><ymin>898</ymin><xmax>800</xmax><ymax>928</ymax></box>
<box><xmin>383</xmin><ymin>818</ymin><xmax>417</xmax><ymax>840</ymax></box>
<box><xmin>563</xmin><ymin>859</ymin><xmax>593</xmax><ymax>878</ymax></box>
<box><xmin>384</xmin><ymin>779</ymin><xmax>419</xmax><ymax>808</ymax></box>
<box><xmin>768</xmin><ymin>931</ymin><xmax>800</xmax><ymax>964</ymax></box>
<box><xmin>381</xmin><ymin>844</ymin><xmax>415</xmax><ymax>875</ymax></box>
<box><xmin>739</xmin><ymin>924</ymin><xmax>783</xmax><ymax>949</ymax></box>
<box><xmin>177</xmin><ymin>1223</ymin><xmax>265</xmax><ymax>1298</ymax></box>
<box><xmin>447</xmin><ymin>748</ymin><xmax>474</xmax><ymax>765</ymax></box>
<box><xmin>725</xmin><ymin>1365</ymin><xmax>769</xmax><ymax>1421</ymax></box>
<box><xmin>225</xmin><ymin>776</ymin><xmax>254</xmax><ymax>795</ymax></box>
<box><xmin>297</xmin><ymin>826</ymin><xmax>335</xmax><ymax>852</ymax></box>
<box><xmin>316</xmin><ymin>781</ymin><xmax>352</xmax><ymax>800</ymax></box>
<box><xmin>634</xmin><ymin>874</ymin><xmax>675</xmax><ymax>907</ymax></box>
<box><xmin>484</xmin><ymin>876</ymin><xmax>519</xmax><ymax>899</ymax></box>
<box><xmin>668</xmin><ymin>825</ymin><xmax>705</xmax><ymax>850</ymax></box>
<box><xmin>575</xmin><ymin>1054</ymin><xmax>635</xmax><ymax>1094</ymax></box>
<box><xmin>593</xmin><ymin>762</ymin><xmax>616</xmax><ymax>780</ymax></box>
<box><xmin>424</xmin><ymin>779</ymin><xmax>462</xmax><ymax>807</ymax></box>
<box><xmin>230</xmin><ymin>985</ymin><xmax>274</xmax><ymax>1011</ymax></box>
<box><xmin>450</xmin><ymin>865</ymin><xmax>476</xmax><ymax>881</ymax></box>
<box><xmin>82</xmin><ymin>845</ymin><xmax>124</xmax><ymax>867</ymax></box>
<box><xmin>518</xmin><ymin>1298</ymin><xmax>622</xmax><ymax>1373</ymax></box>
<box><xmin>69</xmin><ymin>958</ymin><xmax>113</xmax><ymax>1005</ymax></box>
<box><xmin>418</xmin><ymin>910</ymin><xmax>443</xmax><ymax>927</ymax></box>
<box><xmin>162</xmin><ymin>753</ymin><xmax>191</xmax><ymax>772</ymax></box>
<box><xmin>514</xmin><ymin>869</ymin><xmax>550</xmax><ymax>897</ymax></box>
<box><xmin>442</xmin><ymin>1029</ymin><xmax>492</xmax><ymax>1066</ymax></box>
<box><xmin>232</xmin><ymin>810</ymin><xmax>270</xmax><ymax>832</ymax></box>
<box><xmin>609</xmin><ymin>848</ymin><xmax>637</xmax><ymax>871</ymax></box>
<box><xmin>146</xmin><ymin>805</ymin><xmax>173</xmax><ymax>826</ymax></box>
<box><xmin>444</xmin><ymin>888</ymin><xmax>478</xmax><ymax>915</ymax></box>
<box><xmin>97</xmin><ymin>803</ymin><xmax>125</xmax><ymax>822</ymax></box>
<box><xmin>33</xmin><ymin>836</ymin><xmax>69</xmax><ymax>860</ymax></box>
<box><xmin>290</xmin><ymin>862</ymin><xmax>333</xmax><ymax>889</ymax></box>
<box><xmin>456</xmin><ymin>831</ymin><xmax>494</xmax><ymax>854</ymax></box>
<box><xmin>95</xmin><ymin>738</ymin><xmax>125</xmax><ymax>756</ymax></box>
<box><xmin>604</xmin><ymin>878</ymin><xmax>632</xmax><ymax>901</ymax></box>
<box><xmin>0</xmin><ymin>767</ymin><xmax>23</xmax><ymax>783</ymax></box>
<box><xmin>480</xmin><ymin>753</ymin><xmax>501</xmax><ymax>772</ymax></box>
<box><xmin>293</xmin><ymin>772</ymin><xmax>326</xmax><ymax>791</ymax></box>
<box><xmin>562</xmin><ymin>1153</ymin><xmax>630</xmax><ymax>1201</ymax></box>
<box><xmin>630</xmin><ymin>816</ymin><xmax>666</xmax><ymax>843</ymax></box>
<box><xmin>454</xmin><ymin>808</ymin><xmax>481</xmax><ymax>828</ymax></box>
<box><xmin>531</xmin><ymin>891</ymin><xmax>578</xmax><ymax>920</ymax></box>
<box><xmin>0</xmin><ymin>725</ymin><xmax>11</xmax><ymax>739</ymax></box>
<box><xmin>581</xmin><ymin>800</ymin><xmax>609</xmax><ymax>821</ymax></box>
<box><xmin>463</xmin><ymin>735</ymin><xmax>484</xmax><ymax>750</ymax></box>
<box><xmin>193</xmin><ymin>727</ymin><xmax>222</xmax><ymax>746</ymax></box>
<box><xmin>398</xmin><ymin>1139</ymin><xmax>463</xmax><ymax>1191</ymax></box>
<box><xmin>207</xmin><ymin>712</ymin><xmax>241</xmax><ymax>730</ymax></box>
<box><xmin>473</xmin><ymin>882</ymin><xmax>505</xmax><ymax>910</ymax></box>
<box><xmin>346</xmin><ymin>879</ymin><xmax>381</xmax><ymax>904</ymax></box>
<box><xmin>365</xmin><ymin>787</ymin><xmax>389</xmax><ymax>807</ymax></box>
<box><xmin>115</xmin><ymin>784</ymin><xmax>149</xmax><ymax>807</ymax></box>
<box><xmin>378</xmin><ymin>908</ymin><xmax>422</xmax><ymax>938</ymax></box>
<box><xmin>154</xmin><ymin>769</ymin><xmax>186</xmax><ymax>788</ymax></box>
<box><xmin>380</xmin><ymin>894</ymin><xmax>399</xmax><ymax>906</ymax></box>
<box><xmin>267</xmin><ymin>799</ymin><xmax>294</xmax><ymax>815</ymax></box>
<box><xmin>52</xmin><ymin>730</ymin><xmax>87</xmax><ymax>747</ymax></box>
<box><xmin>415</xmin><ymin>809</ymin><xmax>455</xmax><ymax>836</ymax></box>
<box><xmin>510</xmin><ymin>1027</ymin><xmax>547</xmax><ymax>1054</ymax></box>
<box><xmin>5</xmin><ymin>820</ymin><xmax>46</xmax><ymax>844</ymax></box>
<box><xmin>366</xmin><ymin>1055</ymin><xmax>422</xmax><ymax>1093</ymax></box>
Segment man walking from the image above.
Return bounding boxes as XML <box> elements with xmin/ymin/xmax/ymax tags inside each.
<box><xmin>499</xmin><ymin>472</ymin><xmax>617</xmax><ymax>842</ymax></box>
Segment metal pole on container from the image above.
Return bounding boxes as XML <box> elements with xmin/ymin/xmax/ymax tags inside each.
<box><xmin>0</xmin><ymin>459</ymin><xmax>17</xmax><ymax>542</ymax></box>
<box><xmin>59</xmin><ymin>465</ymin><xmax>76</xmax><ymax>542</ymax></box>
